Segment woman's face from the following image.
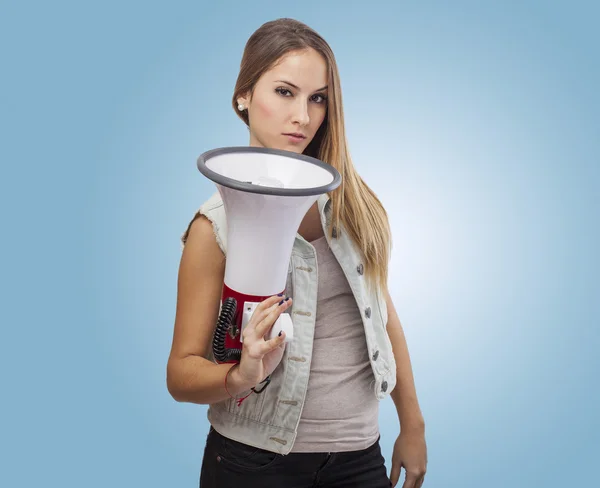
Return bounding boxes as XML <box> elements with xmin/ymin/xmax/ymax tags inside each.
<box><xmin>238</xmin><ymin>48</ymin><xmax>329</xmax><ymax>153</ymax></box>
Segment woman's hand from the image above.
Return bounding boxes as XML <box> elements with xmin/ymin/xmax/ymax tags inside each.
<box><xmin>389</xmin><ymin>428</ymin><xmax>427</xmax><ymax>488</ymax></box>
<box><xmin>234</xmin><ymin>294</ymin><xmax>292</xmax><ymax>388</ymax></box>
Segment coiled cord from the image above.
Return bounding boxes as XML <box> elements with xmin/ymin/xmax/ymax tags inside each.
<box><xmin>212</xmin><ymin>297</ymin><xmax>242</xmax><ymax>363</ymax></box>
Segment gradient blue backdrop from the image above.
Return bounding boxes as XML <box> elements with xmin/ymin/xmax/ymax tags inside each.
<box><xmin>2</xmin><ymin>1</ymin><xmax>598</xmax><ymax>487</ymax></box>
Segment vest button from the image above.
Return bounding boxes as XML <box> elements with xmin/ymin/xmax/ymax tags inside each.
<box><xmin>365</xmin><ymin>307</ymin><xmax>371</xmax><ymax>318</ymax></box>
<box><xmin>357</xmin><ymin>263</ymin><xmax>364</xmax><ymax>275</ymax></box>
<box><xmin>372</xmin><ymin>350</ymin><xmax>379</xmax><ymax>361</ymax></box>
<box><xmin>381</xmin><ymin>381</ymin><xmax>388</xmax><ymax>392</ymax></box>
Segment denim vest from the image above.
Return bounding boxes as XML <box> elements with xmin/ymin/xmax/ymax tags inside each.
<box><xmin>188</xmin><ymin>191</ymin><xmax>397</xmax><ymax>455</ymax></box>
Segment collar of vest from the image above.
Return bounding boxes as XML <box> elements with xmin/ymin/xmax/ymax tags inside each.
<box><xmin>317</xmin><ymin>193</ymin><xmax>332</xmax><ymax>225</ymax></box>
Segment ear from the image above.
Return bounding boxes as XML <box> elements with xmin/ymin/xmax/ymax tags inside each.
<box><xmin>237</xmin><ymin>90</ymin><xmax>252</xmax><ymax>109</ymax></box>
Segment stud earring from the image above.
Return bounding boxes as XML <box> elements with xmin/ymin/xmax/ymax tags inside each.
<box><xmin>238</xmin><ymin>103</ymin><xmax>245</xmax><ymax>111</ymax></box>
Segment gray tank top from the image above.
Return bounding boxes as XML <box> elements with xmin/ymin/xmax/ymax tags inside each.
<box><xmin>290</xmin><ymin>236</ymin><xmax>380</xmax><ymax>453</ymax></box>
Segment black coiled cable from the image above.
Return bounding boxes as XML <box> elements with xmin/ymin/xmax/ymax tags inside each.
<box><xmin>212</xmin><ymin>297</ymin><xmax>241</xmax><ymax>363</ymax></box>
<box><xmin>212</xmin><ymin>296</ymin><xmax>272</xmax><ymax>396</ymax></box>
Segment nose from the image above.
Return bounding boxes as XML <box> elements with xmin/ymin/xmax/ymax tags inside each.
<box><xmin>291</xmin><ymin>99</ymin><xmax>310</xmax><ymax>127</ymax></box>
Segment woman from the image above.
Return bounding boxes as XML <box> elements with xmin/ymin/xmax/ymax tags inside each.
<box><xmin>167</xmin><ymin>18</ymin><xmax>427</xmax><ymax>488</ymax></box>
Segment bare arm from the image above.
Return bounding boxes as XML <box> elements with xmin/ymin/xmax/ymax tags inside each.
<box><xmin>166</xmin><ymin>215</ymin><xmax>253</xmax><ymax>404</ymax></box>
<box><xmin>385</xmin><ymin>286</ymin><xmax>425</xmax><ymax>433</ymax></box>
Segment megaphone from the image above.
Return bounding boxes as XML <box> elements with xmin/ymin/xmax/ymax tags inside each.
<box><xmin>196</xmin><ymin>147</ymin><xmax>341</xmax><ymax>371</ymax></box>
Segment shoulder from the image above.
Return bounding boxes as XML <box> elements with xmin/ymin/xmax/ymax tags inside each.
<box><xmin>181</xmin><ymin>191</ymin><xmax>228</xmax><ymax>254</ymax></box>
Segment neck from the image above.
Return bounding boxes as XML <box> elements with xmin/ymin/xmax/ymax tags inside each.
<box><xmin>298</xmin><ymin>202</ymin><xmax>324</xmax><ymax>242</ymax></box>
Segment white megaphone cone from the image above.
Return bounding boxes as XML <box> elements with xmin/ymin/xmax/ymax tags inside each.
<box><xmin>196</xmin><ymin>147</ymin><xmax>341</xmax><ymax>370</ymax></box>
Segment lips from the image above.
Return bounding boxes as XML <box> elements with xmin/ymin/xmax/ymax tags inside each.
<box><xmin>283</xmin><ymin>132</ymin><xmax>306</xmax><ymax>139</ymax></box>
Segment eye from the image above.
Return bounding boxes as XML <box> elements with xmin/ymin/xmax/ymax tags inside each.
<box><xmin>275</xmin><ymin>87</ymin><xmax>293</xmax><ymax>97</ymax></box>
<box><xmin>311</xmin><ymin>93</ymin><xmax>328</xmax><ymax>104</ymax></box>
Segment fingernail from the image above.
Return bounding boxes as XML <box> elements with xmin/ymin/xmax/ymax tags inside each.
<box><xmin>278</xmin><ymin>331</ymin><xmax>282</xmax><ymax>336</ymax></box>
<box><xmin>285</xmin><ymin>297</ymin><xmax>290</xmax><ymax>301</ymax></box>
<box><xmin>277</xmin><ymin>293</ymin><xmax>284</xmax><ymax>296</ymax></box>
<box><xmin>279</xmin><ymin>300</ymin><xmax>284</xmax><ymax>305</ymax></box>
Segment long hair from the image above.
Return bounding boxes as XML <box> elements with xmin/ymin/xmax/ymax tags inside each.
<box><xmin>232</xmin><ymin>18</ymin><xmax>392</xmax><ymax>291</ymax></box>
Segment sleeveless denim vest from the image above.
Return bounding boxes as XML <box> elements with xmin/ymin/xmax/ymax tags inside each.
<box><xmin>183</xmin><ymin>191</ymin><xmax>397</xmax><ymax>455</ymax></box>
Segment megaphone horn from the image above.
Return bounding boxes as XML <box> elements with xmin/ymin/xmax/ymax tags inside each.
<box><xmin>196</xmin><ymin>147</ymin><xmax>341</xmax><ymax>371</ymax></box>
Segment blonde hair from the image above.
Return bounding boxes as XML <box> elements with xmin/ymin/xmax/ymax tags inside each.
<box><xmin>233</xmin><ymin>18</ymin><xmax>392</xmax><ymax>291</ymax></box>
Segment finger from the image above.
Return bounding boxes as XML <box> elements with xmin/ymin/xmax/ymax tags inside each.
<box><xmin>245</xmin><ymin>295</ymin><xmax>284</xmax><ymax>329</ymax></box>
<box><xmin>402</xmin><ymin>473</ymin><xmax>418</xmax><ymax>488</ymax></box>
<box><xmin>389</xmin><ymin>463</ymin><xmax>401</xmax><ymax>487</ymax></box>
<box><xmin>415</xmin><ymin>475</ymin><xmax>425</xmax><ymax>488</ymax></box>
<box><xmin>243</xmin><ymin>298</ymin><xmax>287</xmax><ymax>342</ymax></box>
<box><xmin>255</xmin><ymin>298</ymin><xmax>292</xmax><ymax>338</ymax></box>
<box><xmin>255</xmin><ymin>329</ymin><xmax>287</xmax><ymax>356</ymax></box>
<box><xmin>255</xmin><ymin>295</ymin><xmax>285</xmax><ymax>316</ymax></box>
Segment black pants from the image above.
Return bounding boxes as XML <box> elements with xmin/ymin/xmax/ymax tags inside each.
<box><xmin>200</xmin><ymin>426</ymin><xmax>392</xmax><ymax>488</ymax></box>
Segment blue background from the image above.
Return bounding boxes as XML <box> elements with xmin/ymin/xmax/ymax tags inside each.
<box><xmin>2</xmin><ymin>1</ymin><xmax>598</xmax><ymax>486</ymax></box>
